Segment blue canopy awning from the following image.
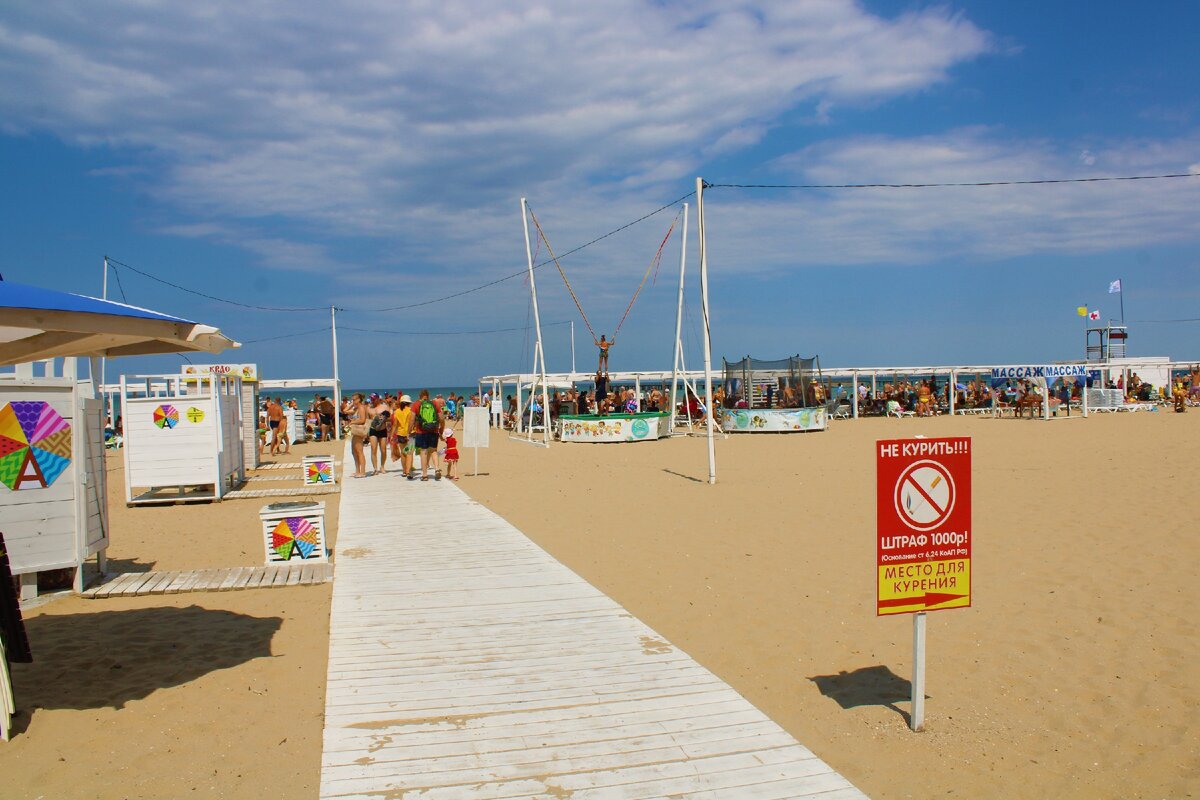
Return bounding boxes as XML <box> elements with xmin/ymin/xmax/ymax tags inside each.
<box><xmin>0</xmin><ymin>280</ymin><xmax>240</xmax><ymax>366</ymax></box>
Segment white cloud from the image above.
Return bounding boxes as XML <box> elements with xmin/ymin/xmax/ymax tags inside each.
<box><xmin>706</xmin><ymin>128</ymin><xmax>1200</xmax><ymax>270</ymax></box>
<box><xmin>0</xmin><ymin>0</ymin><xmax>993</xmax><ymax>272</ymax></box>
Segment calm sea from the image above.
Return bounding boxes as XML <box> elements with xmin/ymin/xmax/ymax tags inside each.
<box><xmin>105</xmin><ymin>385</ymin><xmax>481</xmax><ymax>419</ymax></box>
<box><xmin>261</xmin><ymin>386</ymin><xmax>482</xmax><ymax>409</ymax></box>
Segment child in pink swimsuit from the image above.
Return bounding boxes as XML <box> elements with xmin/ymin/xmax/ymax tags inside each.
<box><xmin>442</xmin><ymin>427</ymin><xmax>460</xmax><ymax>481</ymax></box>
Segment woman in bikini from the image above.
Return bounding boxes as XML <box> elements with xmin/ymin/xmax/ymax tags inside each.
<box><xmin>348</xmin><ymin>394</ymin><xmax>368</xmax><ymax>478</ymax></box>
<box><xmin>366</xmin><ymin>394</ymin><xmax>391</xmax><ymax>475</ymax></box>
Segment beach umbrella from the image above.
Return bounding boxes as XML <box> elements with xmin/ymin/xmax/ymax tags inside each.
<box><xmin>0</xmin><ymin>280</ymin><xmax>239</xmax><ymax>367</ymax></box>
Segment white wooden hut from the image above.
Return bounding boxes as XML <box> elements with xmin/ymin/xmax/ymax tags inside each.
<box><xmin>0</xmin><ymin>359</ymin><xmax>108</xmax><ymax>599</ymax></box>
<box><xmin>120</xmin><ymin>372</ymin><xmax>245</xmax><ymax>504</ymax></box>
<box><xmin>182</xmin><ymin>363</ymin><xmax>261</xmax><ymax>468</ymax></box>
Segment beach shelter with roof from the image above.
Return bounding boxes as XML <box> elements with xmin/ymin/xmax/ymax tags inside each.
<box><xmin>0</xmin><ymin>279</ymin><xmax>239</xmax><ymax>740</ymax></box>
<box><xmin>0</xmin><ymin>280</ymin><xmax>240</xmax><ymax>596</ymax></box>
<box><xmin>0</xmin><ymin>280</ymin><xmax>238</xmax><ymax>366</ymax></box>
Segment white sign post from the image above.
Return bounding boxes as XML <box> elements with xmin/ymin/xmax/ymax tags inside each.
<box><xmin>912</xmin><ymin>611</ymin><xmax>927</xmax><ymax>731</ymax></box>
<box><xmin>463</xmin><ymin>406</ymin><xmax>490</xmax><ymax>477</ymax></box>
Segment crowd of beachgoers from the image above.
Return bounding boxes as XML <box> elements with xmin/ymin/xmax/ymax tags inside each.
<box><xmin>841</xmin><ymin>367</ymin><xmax>1200</xmax><ymax>417</ymax></box>
<box><xmin>254</xmin><ymin>363</ymin><xmax>1200</xmax><ymax>459</ymax></box>
<box><xmin>721</xmin><ymin>365</ymin><xmax>1200</xmax><ymax>418</ymax></box>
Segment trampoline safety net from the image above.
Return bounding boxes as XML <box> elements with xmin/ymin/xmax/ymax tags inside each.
<box><xmin>721</xmin><ymin>355</ymin><xmax>823</xmax><ymax>408</ymax></box>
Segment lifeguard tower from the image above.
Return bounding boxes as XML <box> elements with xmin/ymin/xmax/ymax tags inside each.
<box><xmin>1086</xmin><ymin>323</ymin><xmax>1128</xmax><ymax>361</ymax></box>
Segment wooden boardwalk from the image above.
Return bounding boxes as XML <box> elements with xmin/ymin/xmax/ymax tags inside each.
<box><xmin>252</xmin><ymin>460</ymin><xmax>343</xmax><ymax>471</ymax></box>
<box><xmin>321</xmin><ymin>465</ymin><xmax>867</xmax><ymax>799</ymax></box>
<box><xmin>225</xmin><ymin>485</ymin><xmax>339</xmax><ymax>500</ymax></box>
<box><xmin>82</xmin><ymin>563</ymin><xmax>333</xmax><ymax>598</ymax></box>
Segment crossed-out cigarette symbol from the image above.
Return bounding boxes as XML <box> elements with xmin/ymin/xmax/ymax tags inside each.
<box><xmin>894</xmin><ymin>460</ymin><xmax>955</xmax><ymax>531</ymax></box>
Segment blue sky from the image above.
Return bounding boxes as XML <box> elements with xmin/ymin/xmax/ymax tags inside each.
<box><xmin>1</xmin><ymin>1</ymin><xmax>1197</xmax><ymax>387</ymax></box>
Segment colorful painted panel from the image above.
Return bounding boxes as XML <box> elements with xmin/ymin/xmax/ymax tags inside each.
<box><xmin>153</xmin><ymin>404</ymin><xmax>179</xmax><ymax>429</ymax></box>
<box><xmin>306</xmin><ymin>460</ymin><xmax>333</xmax><ymax>484</ymax></box>
<box><xmin>301</xmin><ymin>454</ymin><xmax>337</xmax><ymax>486</ymax></box>
<box><xmin>260</xmin><ymin>505</ymin><xmax>328</xmax><ymax>564</ymax></box>
<box><xmin>718</xmin><ymin>407</ymin><xmax>828</xmax><ymax>433</ymax></box>
<box><xmin>270</xmin><ymin>517</ymin><xmax>320</xmax><ymax>561</ymax></box>
<box><xmin>0</xmin><ymin>401</ymin><xmax>72</xmax><ymax>491</ymax></box>
<box><xmin>559</xmin><ymin>413</ymin><xmax>667</xmax><ymax>443</ymax></box>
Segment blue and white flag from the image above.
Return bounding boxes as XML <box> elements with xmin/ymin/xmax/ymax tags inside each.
<box><xmin>1108</xmin><ymin>279</ymin><xmax>1122</xmax><ymax>294</ymax></box>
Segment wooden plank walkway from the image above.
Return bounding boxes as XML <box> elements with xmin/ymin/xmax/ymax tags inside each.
<box><xmin>321</xmin><ymin>464</ymin><xmax>867</xmax><ymax>799</ymax></box>
<box><xmin>245</xmin><ymin>474</ymin><xmax>320</xmax><ymax>482</ymax></box>
<box><xmin>82</xmin><ymin>563</ymin><xmax>333</xmax><ymax>598</ymax></box>
<box><xmin>225</xmin><ymin>485</ymin><xmax>339</xmax><ymax>499</ymax></box>
<box><xmin>253</xmin><ymin>460</ymin><xmax>343</xmax><ymax>471</ymax></box>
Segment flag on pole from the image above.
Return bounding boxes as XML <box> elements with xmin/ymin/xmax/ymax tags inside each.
<box><xmin>1108</xmin><ymin>279</ymin><xmax>1122</xmax><ymax>294</ymax></box>
<box><xmin>1088</xmin><ymin>310</ymin><xmax>1100</xmax><ymax>320</ymax></box>
<box><xmin>1076</xmin><ymin>306</ymin><xmax>1088</xmax><ymax>317</ymax></box>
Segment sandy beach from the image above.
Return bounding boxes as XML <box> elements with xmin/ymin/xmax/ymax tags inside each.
<box><xmin>2</xmin><ymin>440</ymin><xmax>341</xmax><ymax>799</ymax></box>
<box><xmin>458</xmin><ymin>411</ymin><xmax>1199</xmax><ymax>799</ymax></box>
<box><xmin>3</xmin><ymin>414</ymin><xmax>1197</xmax><ymax>799</ymax></box>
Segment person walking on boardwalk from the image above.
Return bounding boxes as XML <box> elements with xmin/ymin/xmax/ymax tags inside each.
<box><xmin>442</xmin><ymin>424</ymin><xmax>459</xmax><ymax>481</ymax></box>
<box><xmin>595</xmin><ymin>334</ymin><xmax>615</xmax><ymax>374</ymax></box>
<box><xmin>393</xmin><ymin>395</ymin><xmax>415</xmax><ymax>477</ymax></box>
<box><xmin>366</xmin><ymin>394</ymin><xmax>390</xmax><ymax>475</ymax></box>
<box><xmin>347</xmin><ymin>393</ymin><xmax>369</xmax><ymax>478</ymax></box>
<box><xmin>410</xmin><ymin>389</ymin><xmax>444</xmax><ymax>481</ymax></box>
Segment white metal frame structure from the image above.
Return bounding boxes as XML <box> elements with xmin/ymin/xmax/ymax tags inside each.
<box><xmin>510</xmin><ymin>191</ymin><xmax>718</xmax><ymax>479</ymax></box>
<box><xmin>519</xmin><ymin>197</ymin><xmax>551</xmax><ymax>447</ymax></box>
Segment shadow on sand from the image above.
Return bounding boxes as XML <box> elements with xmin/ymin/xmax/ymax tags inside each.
<box><xmin>809</xmin><ymin>664</ymin><xmax>924</xmax><ymax>725</ymax></box>
<box><xmin>96</xmin><ymin>557</ymin><xmax>156</xmax><ymax>574</ymax></box>
<box><xmin>661</xmin><ymin>468</ymin><xmax>705</xmax><ymax>484</ymax></box>
<box><xmin>9</xmin><ymin>605</ymin><xmax>282</xmax><ymax>728</ymax></box>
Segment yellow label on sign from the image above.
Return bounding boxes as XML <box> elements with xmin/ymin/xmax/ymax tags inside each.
<box><xmin>186</xmin><ymin>407</ymin><xmax>205</xmax><ymax>424</ymax></box>
<box><xmin>876</xmin><ymin>558</ymin><xmax>971</xmax><ymax>616</ymax></box>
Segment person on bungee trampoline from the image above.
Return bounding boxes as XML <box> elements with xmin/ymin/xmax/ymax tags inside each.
<box><xmin>595</xmin><ymin>334</ymin><xmax>615</xmax><ymax>375</ymax></box>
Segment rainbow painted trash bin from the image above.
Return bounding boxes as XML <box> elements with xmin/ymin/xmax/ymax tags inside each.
<box><xmin>302</xmin><ymin>454</ymin><xmax>337</xmax><ymax>486</ymax></box>
<box><xmin>260</xmin><ymin>501</ymin><xmax>329</xmax><ymax>565</ymax></box>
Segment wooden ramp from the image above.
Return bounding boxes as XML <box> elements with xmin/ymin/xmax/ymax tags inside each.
<box><xmin>224</xmin><ymin>485</ymin><xmax>339</xmax><ymax>500</ymax></box>
<box><xmin>321</xmin><ymin>467</ymin><xmax>867</xmax><ymax>800</ymax></box>
<box><xmin>82</xmin><ymin>563</ymin><xmax>333</xmax><ymax>598</ymax></box>
<box><xmin>252</xmin><ymin>460</ymin><xmax>343</xmax><ymax>471</ymax></box>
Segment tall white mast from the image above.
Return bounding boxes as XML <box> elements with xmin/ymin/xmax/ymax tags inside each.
<box><xmin>669</xmin><ymin>203</ymin><xmax>689</xmax><ymax>434</ymax></box>
<box><xmin>331</xmin><ymin>305</ymin><xmax>341</xmax><ymax>441</ymax></box>
<box><xmin>696</xmin><ymin>178</ymin><xmax>716</xmax><ymax>484</ymax></box>
<box><xmin>520</xmin><ymin>198</ymin><xmax>550</xmax><ymax>446</ymax></box>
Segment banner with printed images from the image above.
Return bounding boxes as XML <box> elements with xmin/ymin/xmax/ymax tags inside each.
<box><xmin>718</xmin><ymin>407</ymin><xmax>827</xmax><ymax>432</ymax></box>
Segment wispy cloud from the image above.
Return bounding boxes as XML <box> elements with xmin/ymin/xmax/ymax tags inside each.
<box><xmin>705</xmin><ymin>127</ymin><xmax>1200</xmax><ymax>271</ymax></box>
<box><xmin>0</xmin><ymin>0</ymin><xmax>993</xmax><ymax>276</ymax></box>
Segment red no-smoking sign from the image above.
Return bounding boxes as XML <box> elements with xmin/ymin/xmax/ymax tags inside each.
<box><xmin>877</xmin><ymin>437</ymin><xmax>971</xmax><ymax>616</ymax></box>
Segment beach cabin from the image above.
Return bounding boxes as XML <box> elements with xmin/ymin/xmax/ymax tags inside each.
<box><xmin>0</xmin><ymin>359</ymin><xmax>108</xmax><ymax>598</ymax></box>
<box><xmin>183</xmin><ymin>363</ymin><xmax>260</xmax><ymax>468</ymax></box>
<box><xmin>120</xmin><ymin>372</ymin><xmax>245</xmax><ymax>504</ymax></box>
